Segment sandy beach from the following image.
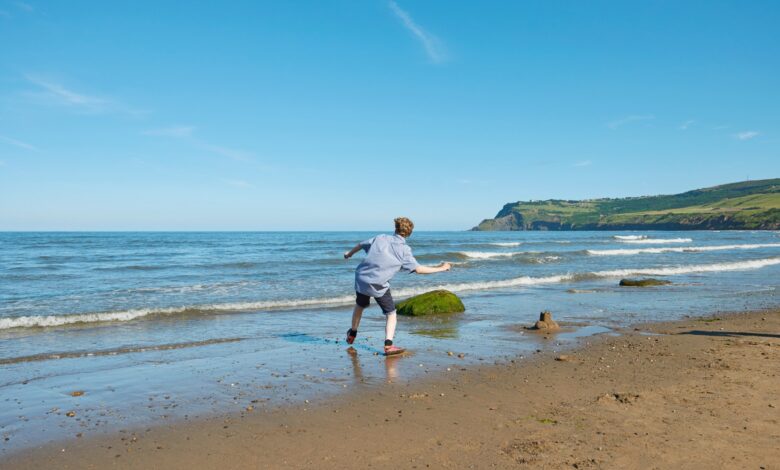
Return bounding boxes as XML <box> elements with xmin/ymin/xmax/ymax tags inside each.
<box><xmin>4</xmin><ymin>309</ymin><xmax>778</xmax><ymax>469</ymax></box>
<box><xmin>4</xmin><ymin>0</ymin><xmax>779</xmax><ymax>467</ymax></box>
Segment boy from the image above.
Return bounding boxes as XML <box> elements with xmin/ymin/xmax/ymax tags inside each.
<box><xmin>343</xmin><ymin>217</ymin><xmax>451</xmax><ymax>355</ymax></box>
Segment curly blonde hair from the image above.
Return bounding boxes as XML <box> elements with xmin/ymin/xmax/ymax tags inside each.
<box><xmin>394</xmin><ymin>217</ymin><xmax>414</xmax><ymax>238</ymax></box>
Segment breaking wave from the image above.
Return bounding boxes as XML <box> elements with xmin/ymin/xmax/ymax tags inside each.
<box><xmin>488</xmin><ymin>242</ymin><xmax>523</xmax><ymax>247</ymax></box>
<box><xmin>588</xmin><ymin>243</ymin><xmax>780</xmax><ymax>256</ymax></box>
<box><xmin>457</xmin><ymin>251</ymin><xmax>527</xmax><ymax>259</ymax></box>
<box><xmin>591</xmin><ymin>257</ymin><xmax>780</xmax><ymax>277</ymax></box>
<box><xmin>620</xmin><ymin>238</ymin><xmax>693</xmax><ymax>244</ymax></box>
<box><xmin>3</xmin><ymin>257</ymin><xmax>779</xmax><ymax>331</ymax></box>
<box><xmin>531</xmin><ymin>255</ymin><xmax>562</xmax><ymax>264</ymax></box>
<box><xmin>613</xmin><ymin>235</ymin><xmax>647</xmax><ymax>240</ymax></box>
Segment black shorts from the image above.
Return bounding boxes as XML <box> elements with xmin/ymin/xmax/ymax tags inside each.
<box><xmin>355</xmin><ymin>289</ymin><xmax>396</xmax><ymax>314</ymax></box>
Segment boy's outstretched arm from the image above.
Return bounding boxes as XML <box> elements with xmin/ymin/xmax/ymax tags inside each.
<box><xmin>414</xmin><ymin>262</ymin><xmax>452</xmax><ymax>274</ymax></box>
<box><xmin>344</xmin><ymin>243</ymin><xmax>363</xmax><ymax>259</ymax></box>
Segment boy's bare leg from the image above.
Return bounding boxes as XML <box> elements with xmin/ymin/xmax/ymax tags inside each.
<box><xmin>385</xmin><ymin>310</ymin><xmax>397</xmax><ymax>342</ymax></box>
<box><xmin>351</xmin><ymin>304</ymin><xmax>364</xmax><ymax>331</ymax></box>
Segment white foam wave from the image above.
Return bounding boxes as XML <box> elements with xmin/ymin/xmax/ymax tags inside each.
<box><xmin>402</xmin><ymin>257</ymin><xmax>780</xmax><ymax>293</ymax></box>
<box><xmin>588</xmin><ymin>243</ymin><xmax>780</xmax><ymax>256</ymax></box>
<box><xmin>532</xmin><ymin>255</ymin><xmax>562</xmax><ymax>264</ymax></box>
<box><xmin>422</xmin><ymin>275</ymin><xmax>576</xmax><ymax>293</ymax></box>
<box><xmin>613</xmin><ymin>235</ymin><xmax>647</xmax><ymax>240</ymax></box>
<box><xmin>489</xmin><ymin>242</ymin><xmax>523</xmax><ymax>247</ymax></box>
<box><xmin>593</xmin><ymin>257</ymin><xmax>780</xmax><ymax>277</ymax></box>
<box><xmin>0</xmin><ymin>307</ymin><xmax>185</xmax><ymax>330</ymax></box>
<box><xmin>0</xmin><ymin>296</ymin><xmax>356</xmax><ymax>330</ymax></box>
<box><xmin>458</xmin><ymin>251</ymin><xmax>523</xmax><ymax>259</ymax></box>
<box><xmin>3</xmin><ymin>257</ymin><xmax>778</xmax><ymax>330</ymax></box>
<box><xmin>447</xmin><ymin>261</ymin><xmax>469</xmax><ymax>266</ymax></box>
<box><xmin>620</xmin><ymin>238</ymin><xmax>693</xmax><ymax>244</ymax></box>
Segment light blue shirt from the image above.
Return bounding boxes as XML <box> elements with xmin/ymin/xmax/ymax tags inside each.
<box><xmin>354</xmin><ymin>234</ymin><xmax>420</xmax><ymax>297</ymax></box>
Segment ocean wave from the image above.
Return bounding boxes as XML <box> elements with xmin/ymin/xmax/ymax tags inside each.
<box><xmin>130</xmin><ymin>280</ymin><xmax>262</xmax><ymax>295</ymax></box>
<box><xmin>93</xmin><ymin>264</ymin><xmax>167</xmax><ymax>272</ymax></box>
<box><xmin>0</xmin><ymin>296</ymin><xmax>358</xmax><ymax>330</ymax></box>
<box><xmin>613</xmin><ymin>235</ymin><xmax>647</xmax><ymax>240</ymax></box>
<box><xmin>205</xmin><ymin>261</ymin><xmax>262</xmax><ymax>270</ymax></box>
<box><xmin>0</xmin><ymin>307</ymin><xmax>186</xmax><ymax>330</ymax></box>
<box><xmin>3</xmin><ymin>257</ymin><xmax>778</xmax><ymax>331</ymax></box>
<box><xmin>0</xmin><ymin>337</ymin><xmax>245</xmax><ymax>365</ymax></box>
<box><xmin>457</xmin><ymin>251</ymin><xmax>527</xmax><ymax>259</ymax></box>
<box><xmin>620</xmin><ymin>238</ymin><xmax>693</xmax><ymax>244</ymax></box>
<box><xmin>588</xmin><ymin>243</ymin><xmax>780</xmax><ymax>256</ymax></box>
<box><xmin>591</xmin><ymin>257</ymin><xmax>780</xmax><ymax>278</ymax></box>
<box><xmin>531</xmin><ymin>255</ymin><xmax>562</xmax><ymax>264</ymax></box>
<box><xmin>488</xmin><ymin>242</ymin><xmax>523</xmax><ymax>247</ymax></box>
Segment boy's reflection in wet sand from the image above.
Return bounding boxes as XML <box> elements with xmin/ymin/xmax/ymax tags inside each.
<box><xmin>384</xmin><ymin>354</ymin><xmax>400</xmax><ymax>382</ymax></box>
<box><xmin>346</xmin><ymin>347</ymin><xmax>365</xmax><ymax>383</ymax></box>
<box><xmin>346</xmin><ymin>346</ymin><xmax>400</xmax><ymax>384</ymax></box>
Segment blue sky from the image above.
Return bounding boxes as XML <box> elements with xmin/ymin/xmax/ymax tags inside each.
<box><xmin>0</xmin><ymin>1</ymin><xmax>778</xmax><ymax>230</ymax></box>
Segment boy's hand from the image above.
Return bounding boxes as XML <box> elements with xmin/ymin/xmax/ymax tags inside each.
<box><xmin>344</xmin><ymin>251</ymin><xmax>352</xmax><ymax>259</ymax></box>
<box><xmin>441</xmin><ymin>262</ymin><xmax>452</xmax><ymax>271</ymax></box>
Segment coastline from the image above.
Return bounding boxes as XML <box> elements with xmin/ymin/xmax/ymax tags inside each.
<box><xmin>4</xmin><ymin>309</ymin><xmax>778</xmax><ymax>469</ymax></box>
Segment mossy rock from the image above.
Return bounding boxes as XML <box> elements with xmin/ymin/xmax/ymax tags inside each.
<box><xmin>619</xmin><ymin>278</ymin><xmax>671</xmax><ymax>287</ymax></box>
<box><xmin>396</xmin><ymin>290</ymin><xmax>465</xmax><ymax>316</ymax></box>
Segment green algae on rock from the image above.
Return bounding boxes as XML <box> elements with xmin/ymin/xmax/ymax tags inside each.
<box><xmin>619</xmin><ymin>278</ymin><xmax>671</xmax><ymax>287</ymax></box>
<box><xmin>396</xmin><ymin>290</ymin><xmax>465</xmax><ymax>316</ymax></box>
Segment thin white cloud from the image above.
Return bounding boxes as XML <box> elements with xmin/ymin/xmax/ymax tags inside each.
<box><xmin>23</xmin><ymin>74</ymin><xmax>145</xmax><ymax>115</ymax></box>
<box><xmin>573</xmin><ymin>160</ymin><xmax>592</xmax><ymax>167</ymax></box>
<box><xmin>678</xmin><ymin>119</ymin><xmax>695</xmax><ymax>130</ymax></box>
<box><xmin>0</xmin><ymin>134</ymin><xmax>38</xmax><ymax>152</ymax></box>
<box><xmin>607</xmin><ymin>114</ymin><xmax>655</xmax><ymax>129</ymax></box>
<box><xmin>25</xmin><ymin>75</ymin><xmax>108</xmax><ymax>110</ymax></box>
<box><xmin>143</xmin><ymin>125</ymin><xmax>195</xmax><ymax>138</ymax></box>
<box><xmin>735</xmin><ymin>131</ymin><xmax>760</xmax><ymax>141</ymax></box>
<box><xmin>388</xmin><ymin>1</ymin><xmax>447</xmax><ymax>64</ymax></box>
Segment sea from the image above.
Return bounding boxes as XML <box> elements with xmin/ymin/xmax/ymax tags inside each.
<box><xmin>2</xmin><ymin>230</ymin><xmax>780</xmax><ymax>452</ymax></box>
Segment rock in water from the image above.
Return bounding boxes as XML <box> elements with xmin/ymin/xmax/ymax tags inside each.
<box><xmin>396</xmin><ymin>290</ymin><xmax>465</xmax><ymax>316</ymax></box>
<box><xmin>532</xmin><ymin>311</ymin><xmax>560</xmax><ymax>331</ymax></box>
<box><xmin>619</xmin><ymin>278</ymin><xmax>671</xmax><ymax>287</ymax></box>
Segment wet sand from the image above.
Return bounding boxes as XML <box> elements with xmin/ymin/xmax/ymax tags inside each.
<box><xmin>4</xmin><ymin>310</ymin><xmax>779</xmax><ymax>469</ymax></box>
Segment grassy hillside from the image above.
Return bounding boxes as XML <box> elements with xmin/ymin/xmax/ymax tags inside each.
<box><xmin>474</xmin><ymin>179</ymin><xmax>780</xmax><ymax>231</ymax></box>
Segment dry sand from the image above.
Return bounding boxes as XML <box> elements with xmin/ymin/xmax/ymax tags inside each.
<box><xmin>4</xmin><ymin>310</ymin><xmax>779</xmax><ymax>469</ymax></box>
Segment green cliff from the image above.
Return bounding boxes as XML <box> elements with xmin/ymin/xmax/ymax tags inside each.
<box><xmin>473</xmin><ymin>179</ymin><xmax>780</xmax><ymax>231</ymax></box>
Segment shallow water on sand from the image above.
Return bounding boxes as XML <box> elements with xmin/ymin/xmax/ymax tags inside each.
<box><xmin>1</xmin><ymin>231</ymin><xmax>779</xmax><ymax>452</ymax></box>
